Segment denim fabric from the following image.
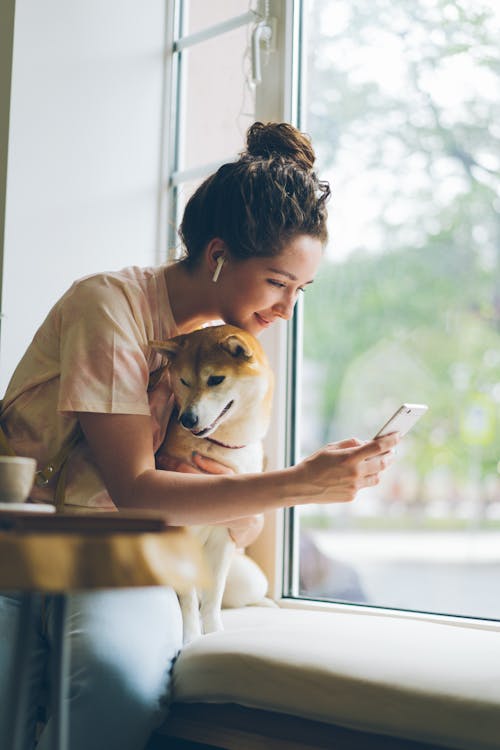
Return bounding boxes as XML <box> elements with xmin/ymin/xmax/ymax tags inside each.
<box><xmin>0</xmin><ymin>587</ymin><xmax>183</xmax><ymax>750</ymax></box>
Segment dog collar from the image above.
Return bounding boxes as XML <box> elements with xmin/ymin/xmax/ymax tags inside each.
<box><xmin>205</xmin><ymin>436</ymin><xmax>246</xmax><ymax>450</ymax></box>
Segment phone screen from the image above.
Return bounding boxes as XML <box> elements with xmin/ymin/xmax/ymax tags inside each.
<box><xmin>374</xmin><ymin>403</ymin><xmax>428</xmax><ymax>439</ymax></box>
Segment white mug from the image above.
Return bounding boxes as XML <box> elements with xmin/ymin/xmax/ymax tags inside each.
<box><xmin>0</xmin><ymin>456</ymin><xmax>37</xmax><ymax>503</ymax></box>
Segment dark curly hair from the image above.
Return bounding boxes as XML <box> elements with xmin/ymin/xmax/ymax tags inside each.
<box><xmin>178</xmin><ymin>122</ymin><xmax>330</xmax><ymax>268</ymax></box>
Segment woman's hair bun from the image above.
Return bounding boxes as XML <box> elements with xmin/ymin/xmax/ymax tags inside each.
<box><xmin>244</xmin><ymin>121</ymin><xmax>316</xmax><ymax>171</ymax></box>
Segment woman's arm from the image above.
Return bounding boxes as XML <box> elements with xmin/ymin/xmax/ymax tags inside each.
<box><xmin>78</xmin><ymin>412</ymin><xmax>398</xmax><ymax>525</ymax></box>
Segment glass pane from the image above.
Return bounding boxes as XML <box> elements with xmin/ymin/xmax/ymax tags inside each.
<box><xmin>298</xmin><ymin>0</ymin><xmax>500</xmax><ymax>620</ymax></box>
<box><xmin>181</xmin><ymin>24</ymin><xmax>255</xmax><ymax>170</ymax></box>
<box><xmin>184</xmin><ymin>0</ymin><xmax>251</xmax><ymax>36</ymax></box>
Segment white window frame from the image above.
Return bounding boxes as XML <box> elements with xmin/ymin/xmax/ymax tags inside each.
<box><xmin>249</xmin><ymin>0</ymin><xmax>305</xmax><ymax>601</ymax></box>
<box><xmin>163</xmin><ymin>1</ymin><xmax>263</xmax><ymax>257</ymax></box>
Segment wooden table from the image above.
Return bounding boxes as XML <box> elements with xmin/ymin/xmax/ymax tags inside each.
<box><xmin>0</xmin><ymin>508</ymin><xmax>208</xmax><ymax>750</ymax></box>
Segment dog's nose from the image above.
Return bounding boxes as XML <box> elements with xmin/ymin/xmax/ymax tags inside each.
<box><xmin>180</xmin><ymin>410</ymin><xmax>198</xmax><ymax>430</ymax></box>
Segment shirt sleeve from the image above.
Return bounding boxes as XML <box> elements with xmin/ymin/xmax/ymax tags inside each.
<box><xmin>57</xmin><ymin>275</ymin><xmax>152</xmax><ymax>415</ymax></box>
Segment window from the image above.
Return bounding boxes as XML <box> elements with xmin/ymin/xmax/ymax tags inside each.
<box><xmin>292</xmin><ymin>0</ymin><xmax>500</xmax><ymax>621</ymax></box>
<box><xmin>165</xmin><ymin>1</ymin><xmax>260</xmax><ymax>257</ymax></box>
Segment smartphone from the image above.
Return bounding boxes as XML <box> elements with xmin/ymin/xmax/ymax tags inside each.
<box><xmin>374</xmin><ymin>403</ymin><xmax>428</xmax><ymax>439</ymax></box>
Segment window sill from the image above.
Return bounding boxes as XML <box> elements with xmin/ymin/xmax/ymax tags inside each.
<box><xmin>278</xmin><ymin>596</ymin><xmax>500</xmax><ymax>633</ymax></box>
<box><xmin>165</xmin><ymin>605</ymin><xmax>500</xmax><ymax>750</ymax></box>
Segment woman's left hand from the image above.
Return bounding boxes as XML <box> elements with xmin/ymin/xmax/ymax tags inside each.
<box><xmin>156</xmin><ymin>451</ymin><xmax>263</xmax><ymax>546</ymax></box>
<box><xmin>225</xmin><ymin>513</ymin><xmax>265</xmax><ymax>548</ymax></box>
<box><xmin>156</xmin><ymin>451</ymin><xmax>234</xmax><ymax>475</ymax></box>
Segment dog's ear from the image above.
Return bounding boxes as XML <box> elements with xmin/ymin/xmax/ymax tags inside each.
<box><xmin>149</xmin><ymin>336</ymin><xmax>187</xmax><ymax>360</ymax></box>
<box><xmin>220</xmin><ymin>334</ymin><xmax>252</xmax><ymax>360</ymax></box>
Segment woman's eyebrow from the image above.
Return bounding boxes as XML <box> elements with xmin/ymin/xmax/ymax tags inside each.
<box><xmin>267</xmin><ymin>267</ymin><xmax>314</xmax><ymax>284</ymax></box>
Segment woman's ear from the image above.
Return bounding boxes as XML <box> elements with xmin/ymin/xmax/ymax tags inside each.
<box><xmin>206</xmin><ymin>238</ymin><xmax>229</xmax><ymax>281</ymax></box>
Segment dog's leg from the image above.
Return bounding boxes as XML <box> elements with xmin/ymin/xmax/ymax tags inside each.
<box><xmin>199</xmin><ymin>526</ymin><xmax>236</xmax><ymax>635</ymax></box>
<box><xmin>178</xmin><ymin>587</ymin><xmax>202</xmax><ymax>645</ymax></box>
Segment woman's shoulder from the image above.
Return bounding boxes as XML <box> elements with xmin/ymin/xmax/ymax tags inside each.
<box><xmin>67</xmin><ymin>264</ymin><xmax>157</xmax><ymax>293</ymax></box>
<box><xmin>55</xmin><ymin>264</ymin><xmax>175</xmax><ymax>342</ymax></box>
<box><xmin>60</xmin><ymin>265</ymin><xmax>165</xmax><ymax>309</ymax></box>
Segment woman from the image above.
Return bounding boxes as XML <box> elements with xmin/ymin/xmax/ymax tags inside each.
<box><xmin>0</xmin><ymin>122</ymin><xmax>398</xmax><ymax>750</ymax></box>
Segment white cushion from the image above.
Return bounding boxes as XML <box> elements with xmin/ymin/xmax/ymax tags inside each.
<box><xmin>172</xmin><ymin>606</ymin><xmax>500</xmax><ymax>750</ymax></box>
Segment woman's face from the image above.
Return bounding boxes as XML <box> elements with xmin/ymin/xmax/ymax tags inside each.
<box><xmin>215</xmin><ymin>234</ymin><xmax>323</xmax><ymax>336</ymax></box>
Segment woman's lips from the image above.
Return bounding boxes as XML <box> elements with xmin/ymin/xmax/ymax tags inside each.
<box><xmin>254</xmin><ymin>312</ymin><xmax>272</xmax><ymax>327</ymax></box>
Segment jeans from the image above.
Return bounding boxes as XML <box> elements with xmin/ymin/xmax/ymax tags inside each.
<box><xmin>0</xmin><ymin>587</ymin><xmax>183</xmax><ymax>750</ymax></box>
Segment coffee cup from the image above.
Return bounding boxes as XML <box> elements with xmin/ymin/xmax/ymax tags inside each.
<box><xmin>0</xmin><ymin>456</ymin><xmax>37</xmax><ymax>503</ymax></box>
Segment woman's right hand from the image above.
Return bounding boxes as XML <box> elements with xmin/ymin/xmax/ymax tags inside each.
<box><xmin>292</xmin><ymin>433</ymin><xmax>399</xmax><ymax>505</ymax></box>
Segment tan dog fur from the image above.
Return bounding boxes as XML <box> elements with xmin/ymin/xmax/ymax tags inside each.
<box><xmin>151</xmin><ymin>324</ymin><xmax>274</xmax><ymax>643</ymax></box>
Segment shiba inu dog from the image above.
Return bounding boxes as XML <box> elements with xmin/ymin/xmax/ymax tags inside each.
<box><xmin>151</xmin><ymin>324</ymin><xmax>274</xmax><ymax>643</ymax></box>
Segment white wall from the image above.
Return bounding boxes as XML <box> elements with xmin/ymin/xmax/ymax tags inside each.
<box><xmin>0</xmin><ymin>0</ymin><xmax>15</xmax><ymax>364</ymax></box>
<box><xmin>0</xmin><ymin>0</ymin><xmax>168</xmax><ymax>393</ymax></box>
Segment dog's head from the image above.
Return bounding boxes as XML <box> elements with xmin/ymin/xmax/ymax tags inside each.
<box><xmin>150</xmin><ymin>325</ymin><xmax>273</xmax><ymax>442</ymax></box>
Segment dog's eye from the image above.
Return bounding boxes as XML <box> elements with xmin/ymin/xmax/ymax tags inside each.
<box><xmin>180</xmin><ymin>377</ymin><xmax>190</xmax><ymax>387</ymax></box>
<box><xmin>207</xmin><ymin>375</ymin><xmax>225</xmax><ymax>387</ymax></box>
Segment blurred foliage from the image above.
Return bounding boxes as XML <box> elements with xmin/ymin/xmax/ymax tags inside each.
<box><xmin>300</xmin><ymin>511</ymin><xmax>500</xmax><ymax>532</ymax></box>
<box><xmin>301</xmin><ymin>0</ymin><xmax>500</xmax><ymax>489</ymax></box>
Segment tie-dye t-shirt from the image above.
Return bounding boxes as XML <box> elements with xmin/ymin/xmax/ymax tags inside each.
<box><xmin>1</xmin><ymin>265</ymin><xmax>178</xmax><ymax>511</ymax></box>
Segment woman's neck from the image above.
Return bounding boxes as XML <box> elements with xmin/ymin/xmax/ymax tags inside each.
<box><xmin>164</xmin><ymin>262</ymin><xmax>220</xmax><ymax>333</ymax></box>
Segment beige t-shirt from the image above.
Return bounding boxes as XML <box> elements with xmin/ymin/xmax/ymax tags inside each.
<box><xmin>1</xmin><ymin>265</ymin><xmax>178</xmax><ymax>511</ymax></box>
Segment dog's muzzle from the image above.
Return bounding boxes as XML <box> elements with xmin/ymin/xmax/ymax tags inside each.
<box><xmin>180</xmin><ymin>400</ymin><xmax>234</xmax><ymax>437</ymax></box>
<box><xmin>180</xmin><ymin>410</ymin><xmax>198</xmax><ymax>430</ymax></box>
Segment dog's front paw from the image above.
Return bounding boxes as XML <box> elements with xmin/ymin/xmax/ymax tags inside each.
<box><xmin>179</xmin><ymin>589</ymin><xmax>203</xmax><ymax>644</ymax></box>
<box><xmin>201</xmin><ymin>609</ymin><xmax>224</xmax><ymax>635</ymax></box>
<box><xmin>183</xmin><ymin>617</ymin><xmax>202</xmax><ymax>645</ymax></box>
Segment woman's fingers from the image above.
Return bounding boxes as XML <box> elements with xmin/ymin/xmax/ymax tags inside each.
<box><xmin>176</xmin><ymin>463</ymin><xmax>203</xmax><ymax>474</ymax></box>
<box><xmin>227</xmin><ymin>513</ymin><xmax>264</xmax><ymax>548</ymax></box>
<box><xmin>352</xmin><ymin>445</ymin><xmax>397</xmax><ymax>491</ymax></box>
<box><xmin>191</xmin><ymin>452</ymin><xmax>234</xmax><ymax>475</ymax></box>
<box><xmin>363</xmin><ymin>450</ymin><xmax>395</xmax><ymax>474</ymax></box>
<box><xmin>362</xmin><ymin>472</ymin><xmax>382</xmax><ymax>487</ymax></box>
<box><xmin>328</xmin><ymin>437</ymin><xmax>365</xmax><ymax>450</ymax></box>
<box><xmin>298</xmin><ymin>432</ymin><xmax>401</xmax><ymax>505</ymax></box>
<box><xmin>156</xmin><ymin>452</ymin><xmax>234</xmax><ymax>475</ymax></box>
<box><xmin>349</xmin><ymin>433</ymin><xmax>399</xmax><ymax>461</ymax></box>
<box><xmin>156</xmin><ymin>454</ymin><xmax>201</xmax><ymax>473</ymax></box>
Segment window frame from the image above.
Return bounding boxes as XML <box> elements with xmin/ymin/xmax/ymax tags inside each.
<box><xmin>241</xmin><ymin>0</ymin><xmax>304</xmax><ymax>600</ymax></box>
<box><xmin>164</xmin><ymin>1</ymin><xmax>262</xmax><ymax>260</ymax></box>
<box><xmin>248</xmin><ymin>0</ymin><xmax>306</xmax><ymax>601</ymax></box>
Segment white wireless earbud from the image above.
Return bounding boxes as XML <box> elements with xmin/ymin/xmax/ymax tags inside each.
<box><xmin>212</xmin><ymin>256</ymin><xmax>225</xmax><ymax>283</ymax></box>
